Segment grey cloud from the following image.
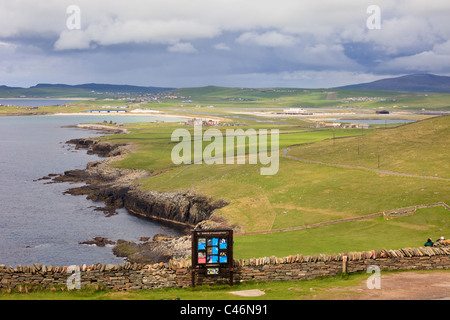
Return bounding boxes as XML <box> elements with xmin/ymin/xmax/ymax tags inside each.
<box><xmin>1</xmin><ymin>0</ymin><xmax>450</xmax><ymax>88</ymax></box>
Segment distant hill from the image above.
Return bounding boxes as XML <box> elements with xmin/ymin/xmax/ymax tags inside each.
<box><xmin>0</xmin><ymin>83</ymin><xmax>174</xmax><ymax>98</ymax></box>
<box><xmin>32</xmin><ymin>83</ymin><xmax>175</xmax><ymax>94</ymax></box>
<box><xmin>336</xmin><ymin>74</ymin><xmax>450</xmax><ymax>93</ymax></box>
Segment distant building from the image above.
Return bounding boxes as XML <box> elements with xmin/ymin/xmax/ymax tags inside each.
<box><xmin>315</xmin><ymin>121</ymin><xmax>341</xmax><ymax>128</ymax></box>
<box><xmin>87</xmin><ymin>109</ymin><xmax>127</xmax><ymax>113</ymax></box>
<box><xmin>186</xmin><ymin>118</ymin><xmax>220</xmax><ymax>126</ymax></box>
<box><xmin>342</xmin><ymin>123</ymin><xmax>370</xmax><ymax>129</ymax></box>
<box><xmin>279</xmin><ymin>108</ymin><xmax>312</xmax><ymax>115</ymax></box>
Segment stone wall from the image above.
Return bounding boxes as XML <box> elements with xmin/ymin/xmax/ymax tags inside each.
<box><xmin>2</xmin><ymin>245</ymin><xmax>450</xmax><ymax>291</ymax></box>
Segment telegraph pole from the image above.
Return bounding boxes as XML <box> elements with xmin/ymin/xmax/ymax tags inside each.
<box><xmin>377</xmin><ymin>149</ymin><xmax>380</xmax><ymax>169</ymax></box>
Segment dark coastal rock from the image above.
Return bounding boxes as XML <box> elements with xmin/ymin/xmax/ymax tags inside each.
<box><xmin>112</xmin><ymin>235</ymin><xmax>191</xmax><ymax>264</ymax></box>
<box><xmin>65</xmin><ymin>138</ymin><xmax>126</xmax><ymax>157</ymax></box>
<box><xmin>121</xmin><ymin>186</ymin><xmax>228</xmax><ymax>226</ymax></box>
<box><xmin>89</xmin><ymin>205</ymin><xmax>119</xmax><ymax>217</ymax></box>
<box><xmin>79</xmin><ymin>237</ymin><xmax>116</xmax><ymax>247</ymax></box>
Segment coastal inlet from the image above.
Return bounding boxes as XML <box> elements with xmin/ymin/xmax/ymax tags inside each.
<box><xmin>0</xmin><ymin>115</ymin><xmax>191</xmax><ymax>267</ymax></box>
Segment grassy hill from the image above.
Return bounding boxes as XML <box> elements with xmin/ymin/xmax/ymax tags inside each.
<box><xmin>337</xmin><ymin>74</ymin><xmax>450</xmax><ymax>93</ymax></box>
<box><xmin>167</xmin><ymin>86</ymin><xmax>450</xmax><ymax>111</ymax></box>
<box><xmin>287</xmin><ymin>115</ymin><xmax>450</xmax><ymax>178</ymax></box>
<box><xmin>0</xmin><ymin>83</ymin><xmax>173</xmax><ymax>98</ymax></box>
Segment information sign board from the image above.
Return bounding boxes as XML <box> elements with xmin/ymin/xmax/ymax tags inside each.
<box><xmin>191</xmin><ymin>229</ymin><xmax>233</xmax><ymax>286</ymax></box>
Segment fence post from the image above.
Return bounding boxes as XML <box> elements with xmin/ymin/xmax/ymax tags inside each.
<box><xmin>342</xmin><ymin>256</ymin><xmax>348</xmax><ymax>274</ymax></box>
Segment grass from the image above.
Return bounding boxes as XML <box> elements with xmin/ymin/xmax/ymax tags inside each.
<box><xmin>287</xmin><ymin>115</ymin><xmax>450</xmax><ymax>178</ymax></box>
<box><xmin>0</xmin><ymin>273</ymin><xmax>360</xmax><ymax>300</ymax></box>
<box><xmin>83</xmin><ymin>114</ymin><xmax>449</xmax><ymax>258</ymax></box>
<box><xmin>0</xmin><ymin>271</ymin><xmax>393</xmax><ymax>300</ymax></box>
<box><xmin>97</xmin><ymin>116</ymin><xmax>450</xmax><ymax>238</ymax></box>
<box><xmin>234</xmin><ymin>206</ymin><xmax>450</xmax><ymax>259</ymax></box>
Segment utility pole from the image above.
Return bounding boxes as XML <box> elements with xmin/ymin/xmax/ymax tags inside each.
<box><xmin>377</xmin><ymin>149</ymin><xmax>380</xmax><ymax>169</ymax></box>
<box><xmin>422</xmin><ymin>169</ymin><xmax>426</xmax><ymax>190</ymax></box>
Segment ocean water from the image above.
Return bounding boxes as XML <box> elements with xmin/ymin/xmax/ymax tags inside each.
<box><xmin>0</xmin><ymin>115</ymin><xmax>185</xmax><ymax>267</ymax></box>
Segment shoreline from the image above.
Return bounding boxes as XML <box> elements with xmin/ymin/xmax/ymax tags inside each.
<box><xmin>51</xmin><ymin>112</ymin><xmax>226</xmax><ymax>122</ymax></box>
<box><xmin>51</xmin><ymin>125</ymin><xmax>228</xmax><ymax>263</ymax></box>
<box><xmin>0</xmin><ymin>111</ymin><xmax>228</xmax><ymax>122</ymax></box>
<box><xmin>52</xmin><ymin>112</ymin><xmax>193</xmax><ymax>119</ymax></box>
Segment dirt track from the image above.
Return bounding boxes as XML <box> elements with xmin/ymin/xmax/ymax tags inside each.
<box><xmin>328</xmin><ymin>271</ymin><xmax>450</xmax><ymax>300</ymax></box>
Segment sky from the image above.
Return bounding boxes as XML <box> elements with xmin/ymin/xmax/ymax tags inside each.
<box><xmin>1</xmin><ymin>0</ymin><xmax>450</xmax><ymax>89</ymax></box>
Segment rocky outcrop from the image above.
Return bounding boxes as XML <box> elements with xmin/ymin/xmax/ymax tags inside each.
<box><xmin>56</xmin><ymin>163</ymin><xmax>227</xmax><ymax>227</ymax></box>
<box><xmin>65</xmin><ymin>138</ymin><xmax>126</xmax><ymax>157</ymax></box>
<box><xmin>79</xmin><ymin>237</ymin><xmax>116</xmax><ymax>247</ymax></box>
<box><xmin>112</xmin><ymin>234</ymin><xmax>191</xmax><ymax>264</ymax></box>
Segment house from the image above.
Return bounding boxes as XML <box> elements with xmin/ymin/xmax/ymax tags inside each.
<box><xmin>325</xmin><ymin>122</ymin><xmax>341</xmax><ymax>128</ymax></box>
<box><xmin>345</xmin><ymin>123</ymin><xmax>370</xmax><ymax>129</ymax></box>
<box><xmin>186</xmin><ymin>118</ymin><xmax>220</xmax><ymax>126</ymax></box>
<box><xmin>315</xmin><ymin>121</ymin><xmax>341</xmax><ymax>128</ymax></box>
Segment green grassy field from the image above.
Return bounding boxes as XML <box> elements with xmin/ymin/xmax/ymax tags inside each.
<box><xmin>287</xmin><ymin>116</ymin><xmax>450</xmax><ymax>178</ymax></box>
<box><xmin>234</xmin><ymin>206</ymin><xmax>450</xmax><ymax>259</ymax></box>
<box><xmin>168</xmin><ymin>86</ymin><xmax>450</xmax><ymax>110</ymax></box>
<box><xmin>95</xmin><ymin>115</ymin><xmax>450</xmax><ymax>261</ymax></box>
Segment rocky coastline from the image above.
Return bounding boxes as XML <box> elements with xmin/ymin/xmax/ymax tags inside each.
<box><xmin>47</xmin><ymin>126</ymin><xmax>229</xmax><ymax>264</ymax></box>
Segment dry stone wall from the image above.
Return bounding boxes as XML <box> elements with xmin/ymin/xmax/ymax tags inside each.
<box><xmin>1</xmin><ymin>246</ymin><xmax>450</xmax><ymax>291</ymax></box>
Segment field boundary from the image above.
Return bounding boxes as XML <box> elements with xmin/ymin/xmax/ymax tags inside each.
<box><xmin>281</xmin><ymin>147</ymin><xmax>450</xmax><ymax>181</ymax></box>
<box><xmin>236</xmin><ymin>202</ymin><xmax>450</xmax><ymax>236</ymax></box>
<box><xmin>2</xmin><ymin>243</ymin><xmax>450</xmax><ymax>291</ymax></box>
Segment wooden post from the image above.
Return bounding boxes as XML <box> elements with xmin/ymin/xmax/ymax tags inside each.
<box><xmin>342</xmin><ymin>256</ymin><xmax>348</xmax><ymax>274</ymax></box>
<box><xmin>192</xmin><ymin>269</ymin><xmax>197</xmax><ymax>288</ymax></box>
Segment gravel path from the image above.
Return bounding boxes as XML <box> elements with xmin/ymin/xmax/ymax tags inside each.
<box><xmin>327</xmin><ymin>271</ymin><xmax>450</xmax><ymax>300</ymax></box>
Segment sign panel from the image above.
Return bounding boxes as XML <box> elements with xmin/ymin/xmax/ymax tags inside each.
<box><xmin>192</xmin><ymin>229</ymin><xmax>233</xmax><ymax>272</ymax></box>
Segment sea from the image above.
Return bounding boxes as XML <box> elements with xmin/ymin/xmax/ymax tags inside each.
<box><xmin>0</xmin><ymin>112</ymin><xmax>187</xmax><ymax>267</ymax></box>
<box><xmin>0</xmin><ymin>99</ymin><xmax>82</xmax><ymax>107</ymax></box>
